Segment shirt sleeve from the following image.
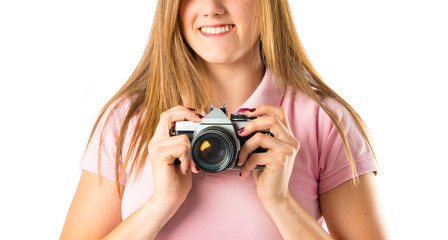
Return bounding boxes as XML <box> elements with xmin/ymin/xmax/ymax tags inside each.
<box><xmin>81</xmin><ymin>106</ymin><xmax>127</xmax><ymax>186</ymax></box>
<box><xmin>317</xmin><ymin>97</ymin><xmax>378</xmax><ymax>194</ymax></box>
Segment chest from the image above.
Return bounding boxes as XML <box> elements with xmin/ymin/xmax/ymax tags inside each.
<box><xmin>121</xmin><ymin>149</ymin><xmax>322</xmax><ymax>238</ymax></box>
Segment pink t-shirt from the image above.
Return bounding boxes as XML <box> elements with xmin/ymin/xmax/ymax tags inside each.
<box><xmin>82</xmin><ymin>68</ymin><xmax>377</xmax><ymax>239</ymax></box>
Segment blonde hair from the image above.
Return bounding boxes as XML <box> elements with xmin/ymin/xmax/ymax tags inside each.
<box><xmin>88</xmin><ymin>0</ymin><xmax>375</xmax><ymax>193</ymax></box>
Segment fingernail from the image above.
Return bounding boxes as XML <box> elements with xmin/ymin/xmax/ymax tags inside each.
<box><xmin>238</xmin><ymin>127</ymin><xmax>244</xmax><ymax>134</ymax></box>
<box><xmin>188</xmin><ymin>108</ymin><xmax>196</xmax><ymax>111</ymax></box>
<box><xmin>197</xmin><ymin>114</ymin><xmax>204</xmax><ymax>119</ymax></box>
<box><xmin>237</xmin><ymin>108</ymin><xmax>256</xmax><ymax>113</ymax></box>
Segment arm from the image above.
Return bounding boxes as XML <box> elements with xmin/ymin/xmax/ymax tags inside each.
<box><xmin>262</xmin><ymin>173</ymin><xmax>389</xmax><ymax>240</ymax></box>
<box><xmin>60</xmin><ymin>170</ymin><xmax>174</xmax><ymax>240</ymax></box>
<box><xmin>320</xmin><ymin>172</ymin><xmax>389</xmax><ymax>240</ymax></box>
<box><xmin>60</xmin><ymin>170</ymin><xmax>123</xmax><ymax>239</ymax></box>
<box><xmin>262</xmin><ymin>193</ymin><xmax>332</xmax><ymax>239</ymax></box>
<box><xmin>237</xmin><ymin>105</ymin><xmax>388</xmax><ymax>239</ymax></box>
<box><xmin>61</xmin><ymin>106</ymin><xmax>202</xmax><ymax>239</ymax></box>
<box><xmin>237</xmin><ymin>105</ymin><xmax>332</xmax><ymax>239</ymax></box>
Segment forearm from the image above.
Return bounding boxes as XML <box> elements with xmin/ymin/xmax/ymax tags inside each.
<box><xmin>102</xmin><ymin>197</ymin><xmax>178</xmax><ymax>240</ymax></box>
<box><xmin>262</xmin><ymin>193</ymin><xmax>332</xmax><ymax>240</ymax></box>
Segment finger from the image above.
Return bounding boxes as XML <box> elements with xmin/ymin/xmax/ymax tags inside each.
<box><xmin>151</xmin><ymin>135</ymin><xmax>192</xmax><ymax>173</ymax></box>
<box><xmin>167</xmin><ymin>105</ymin><xmax>190</xmax><ymax>112</ymax></box>
<box><xmin>150</xmin><ymin>129</ymin><xmax>199</xmax><ymax>174</ymax></box>
<box><xmin>239</xmin><ymin>105</ymin><xmax>291</xmax><ymax>131</ymax></box>
<box><xmin>153</xmin><ymin>144</ymin><xmax>190</xmax><ymax>175</ymax></box>
<box><xmin>238</xmin><ymin>115</ymin><xmax>292</xmax><ymax>144</ymax></box>
<box><xmin>154</xmin><ymin>107</ymin><xmax>203</xmax><ymax>138</ymax></box>
<box><xmin>190</xmin><ymin>159</ymin><xmax>200</xmax><ymax>173</ymax></box>
<box><xmin>239</xmin><ymin>152</ymin><xmax>273</xmax><ymax>179</ymax></box>
<box><xmin>237</xmin><ymin>132</ymin><xmax>293</xmax><ymax>167</ymax></box>
<box><xmin>237</xmin><ymin>132</ymin><xmax>274</xmax><ymax>166</ymax></box>
<box><xmin>165</xmin><ymin>131</ymin><xmax>199</xmax><ymax>173</ymax></box>
<box><xmin>178</xmin><ymin>150</ymin><xmax>190</xmax><ymax>175</ymax></box>
<box><xmin>158</xmin><ymin>135</ymin><xmax>199</xmax><ymax>174</ymax></box>
<box><xmin>152</xmin><ymin>134</ymin><xmax>190</xmax><ymax>148</ymax></box>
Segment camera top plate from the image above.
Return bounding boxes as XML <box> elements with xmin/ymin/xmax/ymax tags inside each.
<box><xmin>230</xmin><ymin>113</ymin><xmax>257</xmax><ymax>121</ymax></box>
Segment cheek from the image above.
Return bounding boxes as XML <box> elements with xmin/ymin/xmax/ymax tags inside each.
<box><xmin>178</xmin><ymin>4</ymin><xmax>195</xmax><ymax>36</ymax></box>
<box><xmin>234</xmin><ymin>2</ymin><xmax>258</xmax><ymax>29</ymax></box>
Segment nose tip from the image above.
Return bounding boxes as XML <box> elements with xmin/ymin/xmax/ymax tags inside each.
<box><xmin>202</xmin><ymin>0</ymin><xmax>225</xmax><ymax>17</ymax></box>
<box><xmin>212</xmin><ymin>8</ymin><xmax>224</xmax><ymax>16</ymax></box>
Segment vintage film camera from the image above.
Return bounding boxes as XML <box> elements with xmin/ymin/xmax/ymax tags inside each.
<box><xmin>172</xmin><ymin>105</ymin><xmax>271</xmax><ymax>173</ymax></box>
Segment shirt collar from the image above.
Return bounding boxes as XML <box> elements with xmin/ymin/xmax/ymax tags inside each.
<box><xmin>237</xmin><ymin>68</ymin><xmax>284</xmax><ymax>110</ymax></box>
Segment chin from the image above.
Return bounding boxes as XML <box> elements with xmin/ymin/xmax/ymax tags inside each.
<box><xmin>200</xmin><ymin>54</ymin><xmax>239</xmax><ymax>65</ymax></box>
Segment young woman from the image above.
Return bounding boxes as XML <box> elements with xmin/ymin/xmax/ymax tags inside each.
<box><xmin>61</xmin><ymin>0</ymin><xmax>388</xmax><ymax>239</ymax></box>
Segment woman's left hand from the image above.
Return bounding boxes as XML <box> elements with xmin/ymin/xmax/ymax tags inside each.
<box><xmin>237</xmin><ymin>105</ymin><xmax>300</xmax><ymax>204</ymax></box>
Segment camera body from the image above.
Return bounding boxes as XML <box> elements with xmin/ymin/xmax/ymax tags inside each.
<box><xmin>172</xmin><ymin>105</ymin><xmax>269</xmax><ymax>173</ymax></box>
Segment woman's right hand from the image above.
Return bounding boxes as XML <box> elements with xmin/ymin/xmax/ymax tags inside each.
<box><xmin>61</xmin><ymin>106</ymin><xmax>203</xmax><ymax>240</ymax></box>
<box><xmin>147</xmin><ymin>106</ymin><xmax>202</xmax><ymax>209</ymax></box>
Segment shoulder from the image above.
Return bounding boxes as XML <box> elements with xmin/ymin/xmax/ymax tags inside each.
<box><xmin>82</xmin><ymin>97</ymin><xmax>138</xmax><ymax>185</ymax></box>
<box><xmin>95</xmin><ymin>97</ymin><xmax>142</xmax><ymax>137</ymax></box>
<box><xmin>279</xmin><ymin>84</ymin><xmax>377</xmax><ymax>194</ymax></box>
<box><xmin>84</xmin><ymin>96</ymin><xmax>139</xmax><ymax>161</ymax></box>
<box><xmin>280</xmin><ymin>86</ymin><xmax>341</xmax><ymax>135</ymax></box>
<box><xmin>105</xmin><ymin>98</ymin><xmax>136</xmax><ymax>123</ymax></box>
<box><xmin>280</xmin><ymin>85</ymin><xmax>357</xmax><ymax>136</ymax></box>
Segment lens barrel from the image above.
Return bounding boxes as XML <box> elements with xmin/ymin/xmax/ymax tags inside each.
<box><xmin>191</xmin><ymin>126</ymin><xmax>237</xmax><ymax>173</ymax></box>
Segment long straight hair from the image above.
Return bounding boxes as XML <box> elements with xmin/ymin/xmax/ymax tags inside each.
<box><xmin>88</xmin><ymin>0</ymin><xmax>375</xmax><ymax>193</ymax></box>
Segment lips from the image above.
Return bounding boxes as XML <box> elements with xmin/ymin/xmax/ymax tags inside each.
<box><xmin>199</xmin><ymin>24</ymin><xmax>235</xmax><ymax>36</ymax></box>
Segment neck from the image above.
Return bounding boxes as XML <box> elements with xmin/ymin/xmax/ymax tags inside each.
<box><xmin>201</xmin><ymin>48</ymin><xmax>265</xmax><ymax>115</ymax></box>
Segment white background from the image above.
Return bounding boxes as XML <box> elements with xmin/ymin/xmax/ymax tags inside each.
<box><xmin>1</xmin><ymin>0</ymin><xmax>447</xmax><ymax>239</ymax></box>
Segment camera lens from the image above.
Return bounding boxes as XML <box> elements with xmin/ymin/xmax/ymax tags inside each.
<box><xmin>191</xmin><ymin>127</ymin><xmax>237</xmax><ymax>173</ymax></box>
<box><xmin>197</xmin><ymin>136</ymin><xmax>226</xmax><ymax>163</ymax></box>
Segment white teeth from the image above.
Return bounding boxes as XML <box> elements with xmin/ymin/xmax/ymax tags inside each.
<box><xmin>200</xmin><ymin>25</ymin><xmax>234</xmax><ymax>35</ymax></box>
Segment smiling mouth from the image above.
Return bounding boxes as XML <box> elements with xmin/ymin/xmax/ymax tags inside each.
<box><xmin>199</xmin><ymin>24</ymin><xmax>235</xmax><ymax>35</ymax></box>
